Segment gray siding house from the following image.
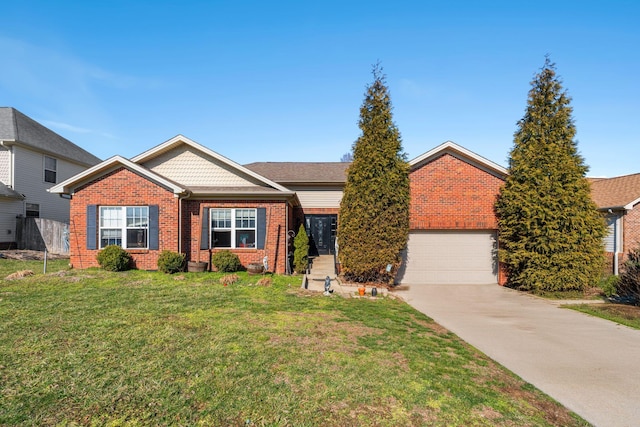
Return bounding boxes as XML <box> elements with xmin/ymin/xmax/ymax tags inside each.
<box><xmin>0</xmin><ymin>107</ymin><xmax>101</xmax><ymax>248</ymax></box>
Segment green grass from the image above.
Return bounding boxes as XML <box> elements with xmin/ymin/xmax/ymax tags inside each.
<box><xmin>0</xmin><ymin>257</ymin><xmax>70</xmax><ymax>277</ymax></box>
<box><xmin>0</xmin><ymin>266</ymin><xmax>588</xmax><ymax>426</ymax></box>
<box><xmin>565</xmin><ymin>303</ymin><xmax>640</xmax><ymax>330</ymax></box>
<box><xmin>528</xmin><ymin>288</ymin><xmax>604</xmax><ymax>300</ymax></box>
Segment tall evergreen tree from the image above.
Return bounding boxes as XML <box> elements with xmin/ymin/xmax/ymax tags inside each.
<box><xmin>338</xmin><ymin>64</ymin><xmax>410</xmax><ymax>284</ymax></box>
<box><xmin>495</xmin><ymin>58</ymin><xmax>606</xmax><ymax>292</ymax></box>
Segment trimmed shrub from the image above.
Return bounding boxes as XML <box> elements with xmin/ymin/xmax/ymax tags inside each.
<box><xmin>157</xmin><ymin>250</ymin><xmax>186</xmax><ymax>274</ymax></box>
<box><xmin>212</xmin><ymin>250</ymin><xmax>242</xmax><ymax>272</ymax></box>
<box><xmin>293</xmin><ymin>224</ymin><xmax>309</xmax><ymax>274</ymax></box>
<box><xmin>97</xmin><ymin>245</ymin><xmax>131</xmax><ymax>271</ymax></box>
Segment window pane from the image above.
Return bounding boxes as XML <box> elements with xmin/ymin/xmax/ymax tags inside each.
<box><xmin>100</xmin><ymin>229</ymin><xmax>122</xmax><ymax>247</ymax></box>
<box><xmin>45</xmin><ymin>156</ymin><xmax>57</xmax><ymax>170</ymax></box>
<box><xmin>44</xmin><ymin>157</ymin><xmax>57</xmax><ymax>183</ymax></box>
<box><xmin>127</xmin><ymin>206</ymin><xmax>149</xmax><ymax>227</ymax></box>
<box><xmin>213</xmin><ymin>231</ymin><xmax>231</xmax><ymax>248</ymax></box>
<box><xmin>44</xmin><ymin>170</ymin><xmax>56</xmax><ymax>183</ymax></box>
<box><xmin>236</xmin><ymin>230</ymin><xmax>255</xmax><ymax>248</ymax></box>
<box><xmin>126</xmin><ymin>229</ymin><xmax>147</xmax><ymax>248</ymax></box>
<box><xmin>100</xmin><ymin>207</ymin><xmax>123</xmax><ymax>227</ymax></box>
<box><xmin>211</xmin><ymin>209</ymin><xmax>232</xmax><ymax>228</ymax></box>
<box><xmin>235</xmin><ymin>209</ymin><xmax>256</xmax><ymax>229</ymax></box>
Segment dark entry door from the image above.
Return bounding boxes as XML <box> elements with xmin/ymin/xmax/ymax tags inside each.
<box><xmin>308</xmin><ymin>216</ymin><xmax>332</xmax><ymax>255</ymax></box>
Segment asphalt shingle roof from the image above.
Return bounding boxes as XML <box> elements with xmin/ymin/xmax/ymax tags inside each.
<box><xmin>0</xmin><ymin>107</ymin><xmax>101</xmax><ymax>166</ymax></box>
<box><xmin>0</xmin><ymin>181</ymin><xmax>23</xmax><ymax>199</ymax></box>
<box><xmin>244</xmin><ymin>162</ymin><xmax>349</xmax><ymax>184</ymax></box>
<box><xmin>589</xmin><ymin>173</ymin><xmax>640</xmax><ymax>209</ymax></box>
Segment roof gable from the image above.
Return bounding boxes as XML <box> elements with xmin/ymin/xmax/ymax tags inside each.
<box><xmin>410</xmin><ymin>141</ymin><xmax>507</xmax><ymax>179</ymax></box>
<box><xmin>0</xmin><ymin>107</ymin><xmax>101</xmax><ymax>166</ymax></box>
<box><xmin>50</xmin><ymin>135</ymin><xmax>296</xmax><ymax>199</ymax></box>
<box><xmin>143</xmin><ymin>144</ymin><xmax>266</xmax><ymax>187</ymax></box>
<box><xmin>132</xmin><ymin>135</ymin><xmax>291</xmax><ymax>192</ymax></box>
<box><xmin>49</xmin><ymin>155</ymin><xmax>187</xmax><ymax>196</ymax></box>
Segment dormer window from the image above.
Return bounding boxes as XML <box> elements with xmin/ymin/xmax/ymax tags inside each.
<box><xmin>44</xmin><ymin>156</ymin><xmax>57</xmax><ymax>183</ymax></box>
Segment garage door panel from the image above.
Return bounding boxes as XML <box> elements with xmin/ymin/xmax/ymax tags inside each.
<box><xmin>398</xmin><ymin>231</ymin><xmax>497</xmax><ymax>285</ymax></box>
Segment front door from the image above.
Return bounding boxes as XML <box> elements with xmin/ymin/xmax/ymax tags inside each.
<box><xmin>306</xmin><ymin>215</ymin><xmax>335</xmax><ymax>256</ymax></box>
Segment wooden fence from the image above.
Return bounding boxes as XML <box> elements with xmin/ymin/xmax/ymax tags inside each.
<box><xmin>15</xmin><ymin>218</ymin><xmax>69</xmax><ymax>255</ymax></box>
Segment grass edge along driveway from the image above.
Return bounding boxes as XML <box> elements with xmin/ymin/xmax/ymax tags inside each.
<box><xmin>0</xmin><ymin>265</ymin><xmax>588</xmax><ymax>426</ymax></box>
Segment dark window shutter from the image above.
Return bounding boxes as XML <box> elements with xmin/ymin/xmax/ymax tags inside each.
<box><xmin>86</xmin><ymin>205</ymin><xmax>97</xmax><ymax>250</ymax></box>
<box><xmin>200</xmin><ymin>208</ymin><xmax>210</xmax><ymax>250</ymax></box>
<box><xmin>148</xmin><ymin>205</ymin><xmax>159</xmax><ymax>250</ymax></box>
<box><xmin>257</xmin><ymin>208</ymin><xmax>266</xmax><ymax>249</ymax></box>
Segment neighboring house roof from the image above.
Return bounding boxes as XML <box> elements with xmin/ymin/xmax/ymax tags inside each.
<box><xmin>409</xmin><ymin>141</ymin><xmax>508</xmax><ymax>179</ymax></box>
<box><xmin>589</xmin><ymin>173</ymin><xmax>640</xmax><ymax>210</ymax></box>
<box><xmin>0</xmin><ymin>107</ymin><xmax>101</xmax><ymax>166</ymax></box>
<box><xmin>244</xmin><ymin>162</ymin><xmax>350</xmax><ymax>184</ymax></box>
<box><xmin>49</xmin><ymin>155</ymin><xmax>189</xmax><ymax>196</ymax></box>
<box><xmin>0</xmin><ymin>181</ymin><xmax>24</xmax><ymax>199</ymax></box>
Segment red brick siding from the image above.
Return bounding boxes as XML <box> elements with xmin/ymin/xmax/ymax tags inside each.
<box><xmin>183</xmin><ymin>200</ymin><xmax>289</xmax><ymax>274</ymax></box>
<box><xmin>301</xmin><ymin>208</ymin><xmax>340</xmax><ymax>215</ymax></box>
<box><xmin>409</xmin><ymin>154</ymin><xmax>504</xmax><ymax>230</ymax></box>
<box><xmin>498</xmin><ymin>262</ymin><xmax>508</xmax><ymax>286</ymax></box>
<box><xmin>604</xmin><ymin>252</ymin><xmax>616</xmax><ymax>275</ymax></box>
<box><xmin>69</xmin><ymin>168</ymin><xmax>179</xmax><ymax>270</ymax></box>
<box><xmin>70</xmin><ymin>166</ymin><xmax>291</xmax><ymax>273</ymax></box>
<box><xmin>623</xmin><ymin>207</ymin><xmax>640</xmax><ymax>255</ymax></box>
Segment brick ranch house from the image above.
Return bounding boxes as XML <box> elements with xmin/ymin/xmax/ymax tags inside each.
<box><xmin>50</xmin><ymin>135</ymin><xmax>507</xmax><ymax>284</ymax></box>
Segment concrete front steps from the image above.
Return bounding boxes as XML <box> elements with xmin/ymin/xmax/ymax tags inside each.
<box><xmin>302</xmin><ymin>255</ymin><xmax>388</xmax><ymax>297</ymax></box>
<box><xmin>304</xmin><ymin>255</ymin><xmax>338</xmax><ymax>293</ymax></box>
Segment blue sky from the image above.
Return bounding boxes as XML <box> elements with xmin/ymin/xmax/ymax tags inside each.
<box><xmin>1</xmin><ymin>1</ymin><xmax>638</xmax><ymax>177</ymax></box>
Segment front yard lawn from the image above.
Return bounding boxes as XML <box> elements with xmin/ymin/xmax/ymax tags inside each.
<box><xmin>0</xmin><ymin>267</ymin><xmax>587</xmax><ymax>426</ymax></box>
<box><xmin>565</xmin><ymin>303</ymin><xmax>640</xmax><ymax>330</ymax></box>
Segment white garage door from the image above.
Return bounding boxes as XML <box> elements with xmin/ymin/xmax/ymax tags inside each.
<box><xmin>398</xmin><ymin>230</ymin><xmax>497</xmax><ymax>285</ymax></box>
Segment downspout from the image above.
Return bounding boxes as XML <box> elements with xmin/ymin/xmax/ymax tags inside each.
<box><xmin>613</xmin><ymin>214</ymin><xmax>620</xmax><ymax>276</ymax></box>
<box><xmin>285</xmin><ymin>201</ymin><xmax>289</xmax><ymax>274</ymax></box>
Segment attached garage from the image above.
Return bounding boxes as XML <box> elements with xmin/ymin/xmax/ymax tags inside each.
<box><xmin>398</xmin><ymin>230</ymin><xmax>498</xmax><ymax>285</ymax></box>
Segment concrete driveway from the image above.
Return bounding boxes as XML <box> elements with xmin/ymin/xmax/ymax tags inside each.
<box><xmin>395</xmin><ymin>284</ymin><xmax>640</xmax><ymax>427</ymax></box>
